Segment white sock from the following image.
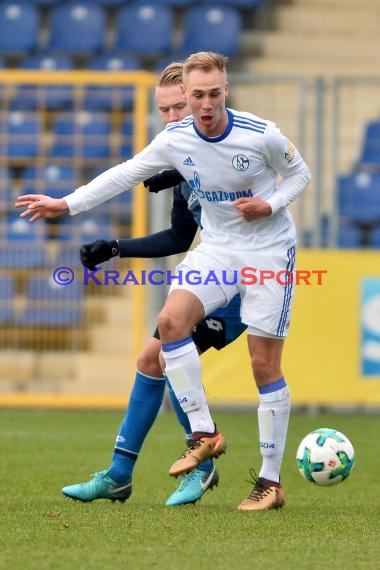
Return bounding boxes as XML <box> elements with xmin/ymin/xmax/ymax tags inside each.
<box><xmin>162</xmin><ymin>338</ymin><xmax>214</xmax><ymax>434</ymax></box>
<box><xmin>257</xmin><ymin>384</ymin><xmax>290</xmax><ymax>483</ymax></box>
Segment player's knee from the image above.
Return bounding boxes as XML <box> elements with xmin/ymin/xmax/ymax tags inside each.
<box><xmin>157</xmin><ymin>309</ymin><xmax>187</xmax><ymax>340</ymax></box>
<box><xmin>252</xmin><ymin>355</ymin><xmax>274</xmax><ymax>385</ymax></box>
<box><xmin>157</xmin><ymin>310</ymin><xmax>173</xmax><ymax>335</ymax></box>
<box><xmin>136</xmin><ymin>349</ymin><xmax>163</xmax><ymax>378</ymax></box>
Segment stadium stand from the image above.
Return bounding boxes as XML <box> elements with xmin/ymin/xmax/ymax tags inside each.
<box><xmin>13</xmin><ymin>274</ymin><xmax>89</xmax><ymax>351</ymax></box>
<box><xmin>46</xmin><ymin>2</ymin><xmax>107</xmax><ymax>56</ymax></box>
<box><xmin>3</xmin><ymin>212</ymin><xmax>46</xmax><ymax>243</ymax></box>
<box><xmin>358</xmin><ymin>120</ymin><xmax>380</xmax><ymax>171</ymax></box>
<box><xmin>52</xmin><ymin>243</ymin><xmax>83</xmax><ymax>270</ymax></box>
<box><xmin>0</xmin><ymin>214</ymin><xmax>46</xmax><ymax>269</ymax></box>
<box><xmin>368</xmin><ymin>227</ymin><xmax>380</xmax><ymax>249</ymax></box>
<box><xmin>48</xmin><ymin>111</ymin><xmax>112</xmax><ymax>159</ymax></box>
<box><xmin>130</xmin><ymin>0</ymin><xmax>196</xmax><ymax>6</ymax></box>
<box><xmin>24</xmin><ymin>0</ymin><xmax>62</xmax><ymax>5</ymax></box>
<box><xmin>2</xmin><ymin>0</ymin><xmax>380</xmax><ymax>394</ymax></box>
<box><xmin>338</xmin><ymin>172</ymin><xmax>380</xmax><ymax>226</ymax></box>
<box><xmin>55</xmin><ymin>214</ymin><xmax>115</xmax><ymax>243</ymax></box>
<box><xmin>203</xmin><ymin>0</ymin><xmax>267</xmax><ymax>6</ymax></box>
<box><xmin>85</xmin><ymin>0</ymin><xmax>134</xmax><ymax>5</ymax></box>
<box><xmin>11</xmin><ymin>55</ymin><xmax>74</xmax><ymax>110</ymax></box>
<box><xmin>180</xmin><ymin>6</ymin><xmax>242</xmax><ymax>57</ymax></box>
<box><xmin>83</xmin><ymin>55</ymin><xmax>141</xmax><ymax>111</ymax></box>
<box><xmin>0</xmin><ymin>167</ymin><xmax>12</xmax><ymax>215</ymax></box>
<box><xmin>19</xmin><ymin>275</ymin><xmax>84</xmax><ymax>327</ymax></box>
<box><xmin>0</xmin><ymin>111</ymin><xmax>42</xmax><ymax>160</ymax></box>
<box><xmin>0</xmin><ymin>276</ymin><xmax>15</xmax><ymax>325</ymax></box>
<box><xmin>337</xmin><ymin>171</ymin><xmax>380</xmax><ymax>248</ymax></box>
<box><xmin>337</xmin><ymin>221</ymin><xmax>362</xmax><ymax>249</ymax></box>
<box><xmin>20</xmin><ymin>165</ymin><xmax>77</xmax><ymax>200</ymax></box>
<box><xmin>120</xmin><ymin>118</ymin><xmax>134</xmax><ymax>158</ymax></box>
<box><xmin>0</xmin><ymin>2</ymin><xmax>40</xmax><ymax>55</ymax></box>
<box><xmin>87</xmin><ymin>166</ymin><xmax>133</xmax><ymax>223</ymax></box>
<box><xmin>112</xmin><ymin>4</ymin><xmax>174</xmax><ymax>59</ymax></box>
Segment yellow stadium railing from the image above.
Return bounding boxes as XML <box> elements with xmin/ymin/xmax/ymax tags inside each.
<box><xmin>0</xmin><ymin>69</ymin><xmax>158</xmax><ymax>404</ymax></box>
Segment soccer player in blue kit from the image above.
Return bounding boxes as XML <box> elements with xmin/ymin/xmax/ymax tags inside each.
<box><xmin>16</xmin><ymin>52</ymin><xmax>311</xmax><ymax>510</ymax></box>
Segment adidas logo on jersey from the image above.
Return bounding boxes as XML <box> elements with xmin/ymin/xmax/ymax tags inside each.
<box><xmin>183</xmin><ymin>156</ymin><xmax>195</xmax><ymax>166</ymax></box>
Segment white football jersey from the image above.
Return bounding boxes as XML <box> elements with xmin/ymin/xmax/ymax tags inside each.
<box><xmin>65</xmin><ymin>109</ymin><xmax>311</xmax><ymax>251</ymax></box>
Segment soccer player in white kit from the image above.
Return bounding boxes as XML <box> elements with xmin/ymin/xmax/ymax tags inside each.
<box><xmin>16</xmin><ymin>51</ymin><xmax>311</xmax><ymax>511</ymax></box>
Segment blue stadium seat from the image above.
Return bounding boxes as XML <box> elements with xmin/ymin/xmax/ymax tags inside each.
<box><xmin>20</xmin><ymin>165</ymin><xmax>76</xmax><ymax>200</ymax></box>
<box><xmin>49</xmin><ymin>111</ymin><xmax>112</xmax><ymax>159</ymax></box>
<box><xmin>11</xmin><ymin>55</ymin><xmax>74</xmax><ymax>110</ymax></box>
<box><xmin>121</xmin><ymin>118</ymin><xmax>134</xmax><ymax>158</ymax></box>
<box><xmin>84</xmin><ymin>0</ymin><xmax>134</xmax><ymax>5</ymax></box>
<box><xmin>3</xmin><ymin>213</ymin><xmax>46</xmax><ymax>241</ymax></box>
<box><xmin>19</xmin><ymin>275</ymin><xmax>84</xmax><ymax>326</ymax></box>
<box><xmin>368</xmin><ymin>226</ymin><xmax>380</xmax><ymax>248</ymax></box>
<box><xmin>0</xmin><ymin>2</ymin><xmax>39</xmax><ymax>54</ymax></box>
<box><xmin>53</xmin><ymin>244</ymin><xmax>83</xmax><ymax>269</ymax></box>
<box><xmin>84</xmin><ymin>55</ymin><xmax>141</xmax><ymax>111</ymax></box>
<box><xmin>338</xmin><ymin>171</ymin><xmax>380</xmax><ymax>225</ymax></box>
<box><xmin>337</xmin><ymin>221</ymin><xmax>362</xmax><ymax>249</ymax></box>
<box><xmin>47</xmin><ymin>3</ymin><xmax>106</xmax><ymax>55</ymax></box>
<box><xmin>112</xmin><ymin>191</ymin><xmax>133</xmax><ymax>223</ymax></box>
<box><xmin>113</xmin><ymin>4</ymin><xmax>173</xmax><ymax>57</ymax></box>
<box><xmin>0</xmin><ymin>214</ymin><xmax>46</xmax><ymax>268</ymax></box>
<box><xmin>180</xmin><ymin>6</ymin><xmax>242</xmax><ymax>57</ymax></box>
<box><xmin>132</xmin><ymin>0</ymin><xmax>195</xmax><ymax>4</ymax></box>
<box><xmin>87</xmin><ymin>167</ymin><xmax>133</xmax><ymax>222</ymax></box>
<box><xmin>203</xmin><ymin>0</ymin><xmax>267</xmax><ymax>6</ymax></box>
<box><xmin>0</xmin><ymin>111</ymin><xmax>41</xmax><ymax>158</ymax></box>
<box><xmin>0</xmin><ymin>275</ymin><xmax>15</xmax><ymax>324</ymax></box>
<box><xmin>56</xmin><ymin>214</ymin><xmax>115</xmax><ymax>243</ymax></box>
<box><xmin>0</xmin><ymin>57</ymin><xmax>4</xmax><ymax>103</ymax></box>
<box><xmin>24</xmin><ymin>0</ymin><xmax>63</xmax><ymax>5</ymax></box>
<box><xmin>359</xmin><ymin>120</ymin><xmax>380</xmax><ymax>169</ymax></box>
<box><xmin>0</xmin><ymin>167</ymin><xmax>13</xmax><ymax>214</ymax></box>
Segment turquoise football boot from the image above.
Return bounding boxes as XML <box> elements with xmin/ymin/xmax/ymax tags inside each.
<box><xmin>165</xmin><ymin>465</ymin><xmax>219</xmax><ymax>506</ymax></box>
<box><xmin>62</xmin><ymin>470</ymin><xmax>132</xmax><ymax>503</ymax></box>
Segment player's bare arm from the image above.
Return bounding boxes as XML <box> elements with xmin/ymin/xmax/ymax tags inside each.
<box><xmin>234</xmin><ymin>197</ymin><xmax>272</xmax><ymax>221</ymax></box>
<box><xmin>15</xmin><ymin>194</ymin><xmax>69</xmax><ymax>221</ymax></box>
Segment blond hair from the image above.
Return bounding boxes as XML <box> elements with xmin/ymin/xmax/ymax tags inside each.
<box><xmin>157</xmin><ymin>62</ymin><xmax>184</xmax><ymax>87</ymax></box>
<box><xmin>183</xmin><ymin>52</ymin><xmax>228</xmax><ymax>84</ymax></box>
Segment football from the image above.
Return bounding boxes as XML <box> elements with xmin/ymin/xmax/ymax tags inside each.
<box><xmin>296</xmin><ymin>428</ymin><xmax>356</xmax><ymax>486</ymax></box>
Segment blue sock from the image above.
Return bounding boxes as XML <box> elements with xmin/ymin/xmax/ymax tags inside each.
<box><xmin>166</xmin><ymin>377</ymin><xmax>213</xmax><ymax>473</ymax></box>
<box><xmin>108</xmin><ymin>371</ymin><xmax>166</xmax><ymax>483</ymax></box>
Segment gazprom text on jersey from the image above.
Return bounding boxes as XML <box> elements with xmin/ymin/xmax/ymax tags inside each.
<box><xmin>188</xmin><ymin>187</ymin><xmax>254</xmax><ymax>202</ymax></box>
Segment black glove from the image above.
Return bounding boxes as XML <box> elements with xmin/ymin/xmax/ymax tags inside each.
<box><xmin>144</xmin><ymin>169</ymin><xmax>184</xmax><ymax>193</ymax></box>
<box><xmin>79</xmin><ymin>239</ymin><xmax>119</xmax><ymax>270</ymax></box>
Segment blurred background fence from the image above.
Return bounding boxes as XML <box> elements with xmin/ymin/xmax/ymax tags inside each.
<box><xmin>0</xmin><ymin>0</ymin><xmax>380</xmax><ymax>407</ymax></box>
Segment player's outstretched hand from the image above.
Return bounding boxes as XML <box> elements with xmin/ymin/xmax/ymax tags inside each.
<box><xmin>234</xmin><ymin>197</ymin><xmax>272</xmax><ymax>221</ymax></box>
<box><xmin>144</xmin><ymin>169</ymin><xmax>184</xmax><ymax>193</ymax></box>
<box><xmin>79</xmin><ymin>239</ymin><xmax>119</xmax><ymax>270</ymax></box>
<box><xmin>15</xmin><ymin>194</ymin><xmax>69</xmax><ymax>222</ymax></box>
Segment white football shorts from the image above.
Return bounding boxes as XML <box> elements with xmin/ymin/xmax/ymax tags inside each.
<box><xmin>168</xmin><ymin>242</ymin><xmax>296</xmax><ymax>338</ymax></box>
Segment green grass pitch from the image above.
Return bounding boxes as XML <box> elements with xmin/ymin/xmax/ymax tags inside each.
<box><xmin>1</xmin><ymin>408</ymin><xmax>379</xmax><ymax>570</ymax></box>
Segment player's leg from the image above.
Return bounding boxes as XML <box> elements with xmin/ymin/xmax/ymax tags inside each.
<box><xmin>238</xmin><ymin>334</ymin><xmax>289</xmax><ymax>512</ymax></box>
<box><xmin>192</xmin><ymin>293</ymin><xmax>247</xmax><ymax>352</ymax></box>
<box><xmin>165</xmin><ymin>294</ymin><xmax>246</xmax><ymax>504</ymax></box>
<box><xmin>237</xmin><ymin>246</ymin><xmax>295</xmax><ymax>511</ymax></box>
<box><xmin>62</xmin><ymin>337</ymin><xmax>166</xmax><ymax>502</ymax></box>
<box><xmin>107</xmin><ymin>338</ymin><xmax>167</xmax><ymax>482</ymax></box>
<box><xmin>165</xmin><ymin>378</ymin><xmax>219</xmax><ymax>506</ymax></box>
<box><xmin>159</xmin><ymin>277</ymin><xmax>231</xmax><ymax>476</ymax></box>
